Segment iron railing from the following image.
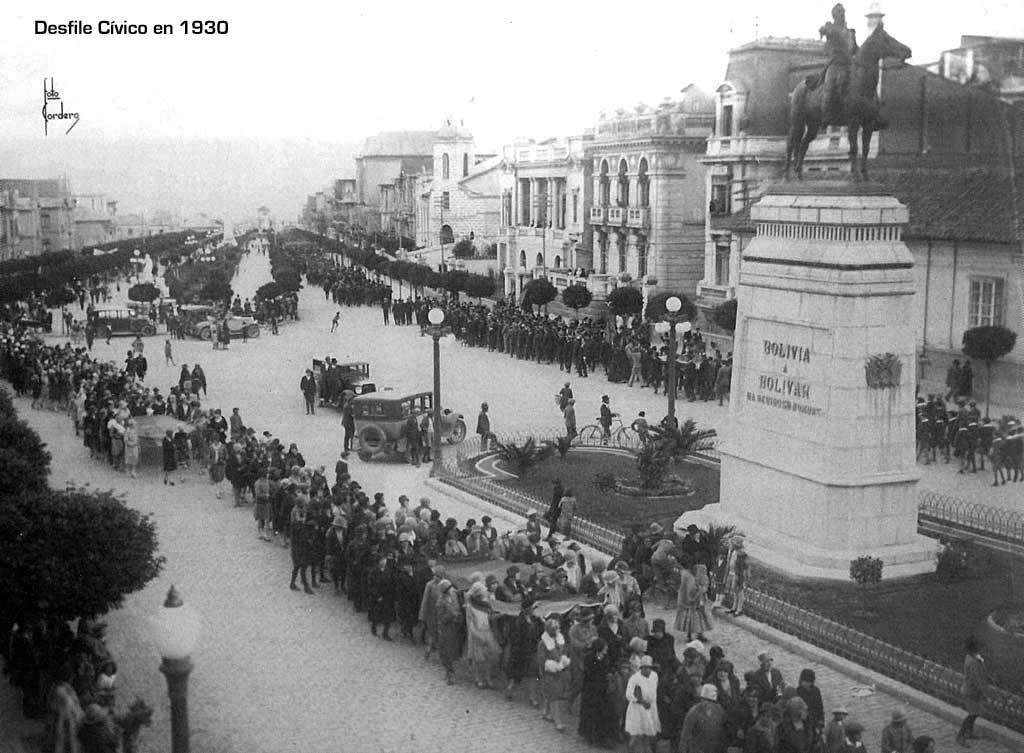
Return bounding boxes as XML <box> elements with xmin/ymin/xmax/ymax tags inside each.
<box><xmin>918</xmin><ymin>490</ymin><xmax>1024</xmax><ymax>555</ymax></box>
<box><xmin>744</xmin><ymin>589</ymin><xmax>1024</xmax><ymax>734</ymax></box>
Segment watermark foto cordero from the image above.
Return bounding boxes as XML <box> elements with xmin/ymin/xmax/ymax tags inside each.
<box><xmin>42</xmin><ymin>77</ymin><xmax>80</xmax><ymax>135</ymax></box>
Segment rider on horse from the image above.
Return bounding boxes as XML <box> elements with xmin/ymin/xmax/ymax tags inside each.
<box><xmin>818</xmin><ymin>3</ymin><xmax>858</xmax><ymax>127</ymax></box>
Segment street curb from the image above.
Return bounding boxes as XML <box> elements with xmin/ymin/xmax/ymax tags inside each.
<box><xmin>718</xmin><ymin>612</ymin><xmax>1024</xmax><ymax>752</ymax></box>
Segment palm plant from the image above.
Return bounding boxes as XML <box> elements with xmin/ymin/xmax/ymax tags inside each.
<box><xmin>495</xmin><ymin>437</ymin><xmax>554</xmax><ymax>474</ymax></box>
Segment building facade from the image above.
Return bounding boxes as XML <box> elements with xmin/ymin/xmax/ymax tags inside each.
<box><xmin>0</xmin><ymin>179</ymin><xmax>76</xmax><ymax>255</ymax></box>
<box><xmin>930</xmin><ymin>35</ymin><xmax>1024</xmax><ymax>105</ymax></box>
<box><xmin>355</xmin><ymin>131</ymin><xmax>436</xmax><ymax>220</ymax></box>
<box><xmin>0</xmin><ymin>189</ymin><xmax>41</xmax><ymax>260</ymax></box>
<box><xmin>700</xmin><ymin>35</ymin><xmax>1024</xmax><ymax>406</ymax></box>
<box><xmin>73</xmin><ymin>194</ymin><xmax>118</xmax><ymax>250</ymax></box>
<box><xmin>584</xmin><ymin>86</ymin><xmax>716</xmax><ymax>297</ymax></box>
<box><xmin>497</xmin><ymin>135</ymin><xmax>593</xmax><ymax>298</ymax></box>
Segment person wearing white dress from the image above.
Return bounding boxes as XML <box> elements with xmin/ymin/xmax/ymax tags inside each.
<box><xmin>625</xmin><ymin>654</ymin><xmax>661</xmax><ymax>752</ymax></box>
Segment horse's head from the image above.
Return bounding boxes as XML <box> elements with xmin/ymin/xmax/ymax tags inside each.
<box><xmin>865</xmin><ymin>25</ymin><xmax>912</xmax><ymax>63</ymax></box>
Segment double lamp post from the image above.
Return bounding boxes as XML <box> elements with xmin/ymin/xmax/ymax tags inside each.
<box><xmin>426</xmin><ymin>307</ymin><xmax>447</xmax><ymax>477</ymax></box>
<box><xmin>653</xmin><ymin>295</ymin><xmax>691</xmax><ymax>427</ymax></box>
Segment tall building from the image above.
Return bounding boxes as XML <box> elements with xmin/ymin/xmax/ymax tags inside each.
<box><xmin>73</xmin><ymin>194</ymin><xmax>118</xmax><ymax>250</ymax></box>
<box><xmin>930</xmin><ymin>35</ymin><xmax>1024</xmax><ymax>105</ymax></box>
<box><xmin>584</xmin><ymin>86</ymin><xmax>716</xmax><ymax>296</ymax></box>
<box><xmin>355</xmin><ymin>130</ymin><xmax>436</xmax><ymax>231</ymax></box>
<box><xmin>699</xmin><ymin>33</ymin><xmax>1024</xmax><ymax>405</ymax></box>
<box><xmin>0</xmin><ymin>178</ymin><xmax>75</xmax><ymax>255</ymax></box>
<box><xmin>498</xmin><ymin>134</ymin><xmax>593</xmax><ymax>299</ymax></box>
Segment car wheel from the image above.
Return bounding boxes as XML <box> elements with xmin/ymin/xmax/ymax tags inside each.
<box><xmin>357</xmin><ymin>449</ymin><xmax>373</xmax><ymax>462</ymax></box>
<box><xmin>244</xmin><ymin>324</ymin><xmax>260</xmax><ymax>338</ymax></box>
<box><xmin>358</xmin><ymin>424</ymin><xmax>386</xmax><ymax>454</ymax></box>
<box><xmin>141</xmin><ymin>323</ymin><xmax>156</xmax><ymax>336</ymax></box>
<box><xmin>198</xmin><ymin>327</ymin><xmax>212</xmax><ymax>341</ymax></box>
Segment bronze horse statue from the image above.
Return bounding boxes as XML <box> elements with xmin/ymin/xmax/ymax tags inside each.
<box><xmin>785</xmin><ymin>25</ymin><xmax>911</xmax><ymax>179</ymax></box>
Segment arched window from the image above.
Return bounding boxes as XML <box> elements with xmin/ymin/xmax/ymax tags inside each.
<box><xmin>598</xmin><ymin>232</ymin><xmax>608</xmax><ymax>274</ymax></box>
<box><xmin>599</xmin><ymin>160</ymin><xmax>610</xmax><ymax>206</ymax></box>
<box><xmin>553</xmin><ymin>255</ymin><xmax>562</xmax><ymax>269</ymax></box>
<box><xmin>519</xmin><ymin>249</ymin><xmax>527</xmax><ymax>268</ymax></box>
<box><xmin>439</xmin><ymin>224</ymin><xmax>454</xmax><ymax>245</ymax></box>
<box><xmin>442</xmin><ymin>154</ymin><xmax>450</xmax><ymax>179</ymax></box>
<box><xmin>462</xmin><ymin>153</ymin><xmax>469</xmax><ymax>177</ymax></box>
<box><xmin>617</xmin><ymin>159</ymin><xmax>630</xmax><ymax>207</ymax></box>
<box><xmin>636</xmin><ymin>234</ymin><xmax>648</xmax><ymax>277</ymax></box>
<box><xmin>638</xmin><ymin>158</ymin><xmax>650</xmax><ymax>208</ymax></box>
<box><xmin>536</xmin><ymin>252</ymin><xmax>544</xmax><ymax>267</ymax></box>
<box><xmin>616</xmin><ymin>232</ymin><xmax>627</xmax><ymax>273</ymax></box>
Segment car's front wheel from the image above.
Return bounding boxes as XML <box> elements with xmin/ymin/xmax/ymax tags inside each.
<box><xmin>244</xmin><ymin>324</ymin><xmax>260</xmax><ymax>339</ymax></box>
<box><xmin>198</xmin><ymin>327</ymin><xmax>212</xmax><ymax>341</ymax></box>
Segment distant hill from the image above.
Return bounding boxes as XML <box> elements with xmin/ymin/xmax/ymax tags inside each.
<box><xmin>0</xmin><ymin>137</ymin><xmax>360</xmax><ymax>223</ymax></box>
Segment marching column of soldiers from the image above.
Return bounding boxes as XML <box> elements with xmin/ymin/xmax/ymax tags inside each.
<box><xmin>916</xmin><ymin>395</ymin><xmax>1023</xmax><ymax>485</ymax></box>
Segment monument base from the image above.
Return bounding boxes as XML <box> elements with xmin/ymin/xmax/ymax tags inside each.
<box><xmin>714</xmin><ymin>451</ymin><xmax>935</xmax><ymax>580</ymax></box>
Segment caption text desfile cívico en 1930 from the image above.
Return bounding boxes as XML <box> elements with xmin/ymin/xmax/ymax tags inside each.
<box><xmin>35</xmin><ymin>20</ymin><xmax>229</xmax><ymax>36</ymax></box>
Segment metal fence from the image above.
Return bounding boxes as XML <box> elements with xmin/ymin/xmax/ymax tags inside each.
<box><xmin>744</xmin><ymin>589</ymin><xmax>1024</xmax><ymax>734</ymax></box>
<box><xmin>918</xmin><ymin>490</ymin><xmax>1024</xmax><ymax>551</ymax></box>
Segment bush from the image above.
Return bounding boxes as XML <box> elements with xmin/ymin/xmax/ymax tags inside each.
<box><xmin>44</xmin><ymin>287</ymin><xmax>77</xmax><ymax>308</ymax></box>
<box><xmin>0</xmin><ymin>417</ymin><xmax>51</xmax><ymax>497</ymax></box>
<box><xmin>495</xmin><ymin>437</ymin><xmax>554</xmax><ymax>475</ymax></box>
<box><xmin>274</xmin><ymin>267</ymin><xmax>303</xmax><ymax>293</ymax></box>
<box><xmin>521</xmin><ymin>278</ymin><xmax>558</xmax><ymax>311</ymax></box>
<box><xmin>463</xmin><ymin>274</ymin><xmax>496</xmax><ymax>300</ymax></box>
<box><xmin>606</xmin><ymin>286</ymin><xmax>644</xmax><ymax>319</ymax></box>
<box><xmin>962</xmin><ymin>325</ymin><xmax>1018</xmax><ymax>415</ymax></box>
<box><xmin>712</xmin><ymin>298</ymin><xmax>738</xmax><ymax>331</ymax></box>
<box><xmin>595</xmin><ymin>472</ymin><xmax>617</xmax><ymax>493</ymax></box>
<box><xmin>127</xmin><ymin>282</ymin><xmax>162</xmax><ymax>303</ymax></box>
<box><xmin>0</xmin><ymin>488</ymin><xmax>164</xmax><ymax>623</ymax></box>
<box><xmin>199</xmin><ymin>275</ymin><xmax>233</xmax><ymax>304</ymax></box>
<box><xmin>452</xmin><ymin>239</ymin><xmax>476</xmax><ymax>259</ymax></box>
<box><xmin>255</xmin><ymin>281</ymin><xmax>284</xmax><ymax>303</ymax></box>
<box><xmin>554</xmin><ymin>435</ymin><xmax>573</xmax><ymax>460</ymax></box>
<box><xmin>849</xmin><ymin>555</ymin><xmax>884</xmax><ymax>585</ymax></box>
<box><xmin>562</xmin><ymin>284</ymin><xmax>593</xmax><ymax>316</ymax></box>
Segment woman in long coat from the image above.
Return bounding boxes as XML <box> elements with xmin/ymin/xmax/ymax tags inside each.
<box><xmin>957</xmin><ymin>636</ymin><xmax>986</xmax><ymax>746</ymax></box>
<box><xmin>435</xmin><ymin>580</ymin><xmax>464</xmax><ymax>685</ymax></box>
<box><xmin>537</xmin><ymin>617</ymin><xmax>572</xmax><ymax>732</ymax></box>
<box><xmin>366</xmin><ymin>555</ymin><xmax>396</xmax><ymax>640</ymax></box>
<box><xmin>579</xmin><ymin>638</ymin><xmax>617</xmax><ymax>746</ymax></box>
<box><xmin>675</xmin><ymin>557</ymin><xmax>713</xmax><ymax>642</ymax></box>
<box><xmin>505</xmin><ymin>598</ymin><xmax>543</xmax><ymax>703</ymax></box>
<box><xmin>464</xmin><ymin>582</ymin><xmax>500</xmax><ymax>688</ymax></box>
<box><xmin>123</xmin><ymin>418</ymin><xmax>140</xmax><ymax>478</ymax></box>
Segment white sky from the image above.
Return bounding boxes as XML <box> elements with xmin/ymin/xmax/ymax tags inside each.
<box><xmin>1</xmin><ymin>0</ymin><xmax>1021</xmax><ymax>218</ymax></box>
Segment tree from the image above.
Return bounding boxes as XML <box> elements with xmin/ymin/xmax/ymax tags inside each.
<box><xmin>962</xmin><ymin>325</ymin><xmax>1018</xmax><ymax>416</ymax></box>
<box><xmin>521</xmin><ymin>278</ymin><xmax>558</xmax><ymax>311</ymax></box>
<box><xmin>255</xmin><ymin>281</ymin><xmax>284</xmax><ymax>303</ymax></box>
<box><xmin>441</xmin><ymin>269</ymin><xmax>469</xmax><ymax>301</ymax></box>
<box><xmin>606</xmin><ymin>286</ymin><xmax>644</xmax><ymax>319</ymax></box>
<box><xmin>646</xmin><ymin>291</ymin><xmax>698</xmax><ymax>322</ymax></box>
<box><xmin>274</xmin><ymin>267</ymin><xmax>303</xmax><ymax>293</ymax></box>
<box><xmin>199</xmin><ymin>274</ymin><xmax>233</xmax><ymax>304</ymax></box>
<box><xmin>404</xmin><ymin>263</ymin><xmax>430</xmax><ymax>294</ymax></box>
<box><xmin>712</xmin><ymin>298</ymin><xmax>738</xmax><ymax>331</ymax></box>
<box><xmin>127</xmin><ymin>282</ymin><xmax>161</xmax><ymax>303</ymax></box>
<box><xmin>0</xmin><ymin>417</ymin><xmax>51</xmax><ymax>497</ymax></box>
<box><xmin>452</xmin><ymin>239</ymin><xmax>476</xmax><ymax>259</ymax></box>
<box><xmin>0</xmin><ymin>489</ymin><xmax>164</xmax><ymax>624</ymax></box>
<box><xmin>463</xmin><ymin>274</ymin><xmax>496</xmax><ymax>300</ymax></box>
<box><xmin>635</xmin><ymin>419</ymin><xmax>716</xmax><ymax>489</ymax></box>
<box><xmin>561</xmin><ymin>284</ymin><xmax>593</xmax><ymax>318</ymax></box>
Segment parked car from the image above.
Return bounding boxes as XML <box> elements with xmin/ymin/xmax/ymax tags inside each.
<box><xmin>352</xmin><ymin>389</ymin><xmax>466</xmax><ymax>461</ymax></box>
<box><xmin>192</xmin><ymin>314</ymin><xmax>260</xmax><ymax>341</ymax></box>
<box><xmin>313</xmin><ymin>359</ymin><xmax>376</xmax><ymax>407</ymax></box>
<box><xmin>89</xmin><ymin>308</ymin><xmax>157</xmax><ymax>337</ymax></box>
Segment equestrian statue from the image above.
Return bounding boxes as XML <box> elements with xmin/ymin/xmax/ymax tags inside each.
<box><xmin>784</xmin><ymin>3</ymin><xmax>912</xmax><ymax>180</ymax></box>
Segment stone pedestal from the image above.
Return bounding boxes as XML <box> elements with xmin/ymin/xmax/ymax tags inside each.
<box><xmin>719</xmin><ymin>183</ymin><xmax>933</xmax><ymax>579</ymax></box>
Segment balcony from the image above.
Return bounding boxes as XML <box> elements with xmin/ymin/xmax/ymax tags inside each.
<box><xmin>626</xmin><ymin>207</ymin><xmax>649</xmax><ymax>228</ymax></box>
<box><xmin>589</xmin><ymin>206</ymin><xmax>606</xmax><ymax>224</ymax></box>
<box><xmin>607</xmin><ymin>207</ymin><xmax>624</xmax><ymax>225</ymax></box>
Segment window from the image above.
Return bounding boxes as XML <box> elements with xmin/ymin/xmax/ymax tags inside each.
<box><xmin>617</xmin><ymin>233</ymin><xmax>626</xmax><ymax>273</ymax></box>
<box><xmin>617</xmin><ymin>159</ymin><xmax>630</xmax><ymax>207</ymax></box>
<box><xmin>502</xmin><ymin>192</ymin><xmax>513</xmax><ymax>227</ymax></box>
<box><xmin>536</xmin><ymin>252</ymin><xmax>544</xmax><ymax>267</ymax></box>
<box><xmin>442</xmin><ymin>153</ymin><xmax>450</xmax><ymax>179</ymax></box>
<box><xmin>637</xmin><ymin>236</ymin><xmax>648</xmax><ymax>277</ymax></box>
<box><xmin>572</xmin><ymin>190</ymin><xmax>579</xmax><ymax>223</ymax></box>
<box><xmin>520</xmin><ymin>179</ymin><xmax>531</xmax><ymax>225</ymax></box>
<box><xmin>720</xmin><ymin>105</ymin><xmax>733</xmax><ymax>138</ymax></box>
<box><xmin>598</xmin><ymin>233</ymin><xmax>608</xmax><ymax>274</ymax></box>
<box><xmin>463</xmin><ymin>153</ymin><xmax>469</xmax><ymax>177</ymax></box>
<box><xmin>710</xmin><ymin>181</ymin><xmax>730</xmax><ymax>216</ymax></box>
<box><xmin>969</xmin><ymin>277</ymin><xmax>1004</xmax><ymax>327</ymax></box>
<box><xmin>520</xmin><ymin>250</ymin><xmax>527</xmax><ymax>267</ymax></box>
<box><xmin>638</xmin><ymin>158</ymin><xmax>650</xmax><ymax>208</ymax></box>
<box><xmin>599</xmin><ymin>160</ymin><xmax>610</xmax><ymax>206</ymax></box>
<box><xmin>40</xmin><ymin>213</ymin><xmax>52</xmax><ymax>230</ymax></box>
<box><xmin>715</xmin><ymin>242</ymin><xmax>731</xmax><ymax>286</ymax></box>
<box><xmin>439</xmin><ymin>224</ymin><xmax>454</xmax><ymax>245</ymax></box>
<box><xmin>554</xmin><ymin>255</ymin><xmax>562</xmax><ymax>268</ymax></box>
<box><xmin>559</xmin><ymin>193</ymin><xmax>567</xmax><ymax>229</ymax></box>
<box><xmin>441</xmin><ymin>191</ymin><xmax>450</xmax><ymax>210</ymax></box>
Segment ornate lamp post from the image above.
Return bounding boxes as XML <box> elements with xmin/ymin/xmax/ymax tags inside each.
<box><xmin>427</xmin><ymin>307</ymin><xmax>446</xmax><ymax>477</ymax></box>
<box><xmin>653</xmin><ymin>296</ymin><xmax>691</xmax><ymax>426</ymax></box>
<box><xmin>153</xmin><ymin>586</ymin><xmax>201</xmax><ymax>753</ymax></box>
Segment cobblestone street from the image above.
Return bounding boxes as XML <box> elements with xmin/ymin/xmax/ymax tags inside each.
<box><xmin>2</xmin><ymin>251</ymin><xmax>1021</xmax><ymax>753</ymax></box>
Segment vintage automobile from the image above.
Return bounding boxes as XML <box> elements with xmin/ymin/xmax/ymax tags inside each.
<box><xmin>352</xmin><ymin>389</ymin><xmax>467</xmax><ymax>461</ymax></box>
<box><xmin>313</xmin><ymin>359</ymin><xmax>376</xmax><ymax>406</ymax></box>
<box><xmin>89</xmin><ymin>308</ymin><xmax>157</xmax><ymax>337</ymax></box>
<box><xmin>179</xmin><ymin>304</ymin><xmax>260</xmax><ymax>340</ymax></box>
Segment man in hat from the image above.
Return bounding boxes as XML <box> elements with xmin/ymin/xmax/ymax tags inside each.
<box><xmin>825</xmin><ymin>707</ymin><xmax>850</xmax><ymax>753</ymax></box>
<box><xmin>818</xmin><ymin>3</ymin><xmax>859</xmax><ymax>126</ymax></box>
<box><xmin>325</xmin><ymin>515</ymin><xmax>347</xmax><ymax>593</ymax></box>
<box><xmin>476</xmin><ymin>402</ymin><xmax>496</xmax><ymax>451</ymax></box>
<box><xmin>881</xmin><ymin>709</ymin><xmax>914</xmax><ymax>753</ymax></box>
<box><xmin>844</xmin><ymin>721</ymin><xmax>867</xmax><ymax>753</ymax></box>
<box><xmin>750</xmin><ymin>652</ymin><xmax>786</xmax><ymax>704</ymax></box>
<box><xmin>506</xmin><ymin>598</ymin><xmax>543</xmax><ymax>703</ymax></box>
<box><xmin>567</xmin><ymin>608</ymin><xmax>598</xmax><ymax>711</ymax></box>
<box><xmin>680</xmin><ymin>683</ymin><xmax>727</xmax><ymax>753</ymax></box>
<box><xmin>418</xmin><ymin>564</ymin><xmax>446</xmax><ymax>656</ymax></box>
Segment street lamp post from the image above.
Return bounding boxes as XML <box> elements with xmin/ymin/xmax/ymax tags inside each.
<box><xmin>654</xmin><ymin>296</ymin><xmax>691</xmax><ymax>426</ymax></box>
<box><xmin>427</xmin><ymin>307</ymin><xmax>446</xmax><ymax>477</ymax></box>
<box><xmin>153</xmin><ymin>586</ymin><xmax>201</xmax><ymax>753</ymax></box>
